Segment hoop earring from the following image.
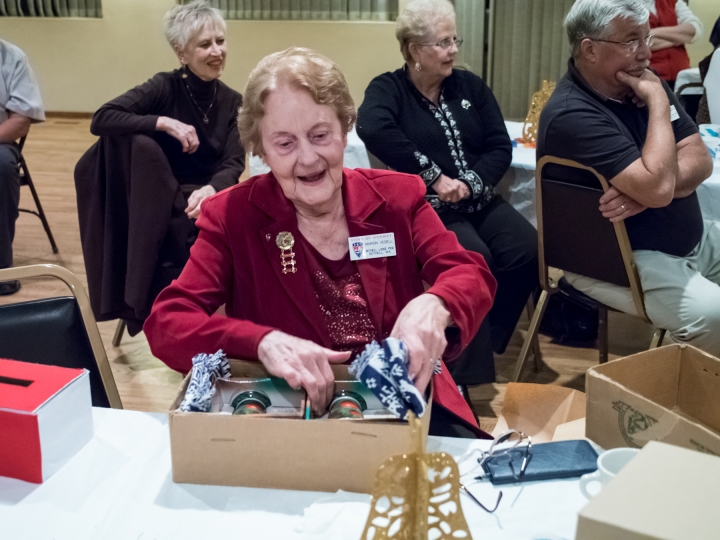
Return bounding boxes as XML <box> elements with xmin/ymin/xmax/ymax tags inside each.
<box><xmin>415</xmin><ymin>61</ymin><xmax>422</xmax><ymax>72</ymax></box>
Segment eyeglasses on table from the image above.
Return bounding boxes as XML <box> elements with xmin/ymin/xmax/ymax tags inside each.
<box><xmin>456</xmin><ymin>430</ymin><xmax>533</xmax><ymax>513</ymax></box>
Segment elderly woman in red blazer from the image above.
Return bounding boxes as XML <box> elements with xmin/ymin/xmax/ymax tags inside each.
<box><xmin>144</xmin><ymin>47</ymin><xmax>496</xmax><ymax>438</ymax></box>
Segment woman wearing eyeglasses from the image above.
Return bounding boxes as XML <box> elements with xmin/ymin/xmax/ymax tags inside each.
<box><xmin>357</xmin><ymin>0</ymin><xmax>538</xmax><ymax>388</ymax></box>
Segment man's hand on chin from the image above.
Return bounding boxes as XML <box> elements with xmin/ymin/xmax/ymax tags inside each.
<box><xmin>616</xmin><ymin>69</ymin><xmax>666</xmax><ymax>110</ymax></box>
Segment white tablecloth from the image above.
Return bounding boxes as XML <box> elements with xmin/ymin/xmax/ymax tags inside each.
<box><xmin>249</xmin><ymin>126</ymin><xmax>371</xmax><ymax>176</ymax></box>
<box><xmin>0</xmin><ymin>408</ymin><xmax>592</xmax><ymax>540</ymax></box>
<box><xmin>497</xmin><ymin>121</ymin><xmax>538</xmax><ymax>226</ymax></box>
<box><xmin>698</xmin><ymin>169</ymin><xmax>720</xmax><ymax>222</ymax></box>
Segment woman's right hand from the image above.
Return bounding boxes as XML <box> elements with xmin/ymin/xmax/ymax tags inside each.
<box><xmin>156</xmin><ymin>116</ymin><xmax>199</xmax><ymax>154</ymax></box>
<box><xmin>432</xmin><ymin>174</ymin><xmax>470</xmax><ymax>203</ymax></box>
<box><xmin>257</xmin><ymin>330</ymin><xmax>351</xmax><ymax>416</ymax></box>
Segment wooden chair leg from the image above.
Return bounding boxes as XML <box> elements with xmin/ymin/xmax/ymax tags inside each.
<box><xmin>598</xmin><ymin>306</ymin><xmax>609</xmax><ymax>364</ymax></box>
<box><xmin>112</xmin><ymin>319</ymin><xmax>126</xmax><ymax>347</ymax></box>
<box><xmin>650</xmin><ymin>328</ymin><xmax>666</xmax><ymax>348</ymax></box>
<box><xmin>526</xmin><ymin>296</ymin><xmax>543</xmax><ymax>372</ymax></box>
<box><xmin>512</xmin><ymin>290</ymin><xmax>549</xmax><ymax>382</ymax></box>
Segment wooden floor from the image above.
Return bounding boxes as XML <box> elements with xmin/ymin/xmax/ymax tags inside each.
<box><xmin>4</xmin><ymin>117</ymin><xmax>658</xmax><ymax>432</ymax></box>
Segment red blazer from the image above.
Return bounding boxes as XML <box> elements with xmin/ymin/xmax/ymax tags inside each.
<box><xmin>145</xmin><ymin>168</ymin><xmax>496</xmax><ymax>430</ymax></box>
<box><xmin>649</xmin><ymin>0</ymin><xmax>691</xmax><ymax>82</ymax></box>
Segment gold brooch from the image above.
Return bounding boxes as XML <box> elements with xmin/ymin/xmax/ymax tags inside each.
<box><xmin>276</xmin><ymin>232</ymin><xmax>297</xmax><ymax>274</ymax></box>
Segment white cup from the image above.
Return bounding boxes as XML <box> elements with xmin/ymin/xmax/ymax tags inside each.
<box><xmin>699</xmin><ymin>124</ymin><xmax>720</xmax><ymax>138</ymax></box>
<box><xmin>579</xmin><ymin>447</ymin><xmax>640</xmax><ymax>498</ymax></box>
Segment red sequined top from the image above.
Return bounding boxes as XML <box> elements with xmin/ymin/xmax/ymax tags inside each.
<box><xmin>300</xmin><ymin>235</ymin><xmax>377</xmax><ymax>355</ymax></box>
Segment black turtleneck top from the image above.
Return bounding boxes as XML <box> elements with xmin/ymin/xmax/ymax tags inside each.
<box><xmin>90</xmin><ymin>68</ymin><xmax>245</xmax><ymax>192</ymax></box>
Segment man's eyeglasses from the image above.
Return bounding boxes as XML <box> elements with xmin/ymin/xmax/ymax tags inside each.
<box><xmin>589</xmin><ymin>34</ymin><xmax>655</xmax><ymax>54</ymax></box>
<box><xmin>419</xmin><ymin>36</ymin><xmax>464</xmax><ymax>50</ymax></box>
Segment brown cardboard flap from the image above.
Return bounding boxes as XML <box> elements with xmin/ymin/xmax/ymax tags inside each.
<box><xmin>492</xmin><ymin>383</ymin><xmax>586</xmax><ymax>443</ymax></box>
<box><xmin>586</xmin><ymin>344</ymin><xmax>720</xmax><ymax>455</ymax></box>
<box><xmin>590</xmin><ymin>345</ymin><xmax>681</xmax><ymax>409</ymax></box>
<box><xmin>677</xmin><ymin>347</ymin><xmax>720</xmax><ymax>432</ymax></box>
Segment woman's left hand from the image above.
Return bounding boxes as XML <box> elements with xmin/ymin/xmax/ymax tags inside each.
<box><xmin>186</xmin><ymin>185</ymin><xmax>217</xmax><ymax>219</ymax></box>
<box><xmin>390</xmin><ymin>294</ymin><xmax>451</xmax><ymax>394</ymax></box>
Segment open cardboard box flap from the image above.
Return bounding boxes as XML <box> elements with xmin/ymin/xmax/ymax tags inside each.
<box><xmin>492</xmin><ymin>382</ymin><xmax>586</xmax><ymax>442</ymax></box>
<box><xmin>168</xmin><ymin>359</ymin><xmax>432</xmax><ymax>493</ymax></box>
<box><xmin>586</xmin><ymin>344</ymin><xmax>720</xmax><ymax>454</ymax></box>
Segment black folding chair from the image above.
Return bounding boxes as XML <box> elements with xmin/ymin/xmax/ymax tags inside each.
<box><xmin>0</xmin><ymin>264</ymin><xmax>122</xmax><ymax>408</ymax></box>
<box><xmin>512</xmin><ymin>156</ymin><xmax>666</xmax><ymax>382</ymax></box>
<box><xmin>18</xmin><ymin>135</ymin><xmax>59</xmax><ymax>254</ymax></box>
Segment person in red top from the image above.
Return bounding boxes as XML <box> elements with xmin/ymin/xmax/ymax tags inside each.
<box><xmin>646</xmin><ymin>0</ymin><xmax>703</xmax><ymax>88</ymax></box>
<box><xmin>144</xmin><ymin>47</ymin><xmax>497</xmax><ymax>438</ymax></box>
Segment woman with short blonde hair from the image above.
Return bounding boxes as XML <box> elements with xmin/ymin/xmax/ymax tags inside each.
<box><xmin>357</xmin><ymin>0</ymin><xmax>538</xmax><ymax>388</ymax></box>
<box><xmin>77</xmin><ymin>0</ymin><xmax>244</xmax><ymax>336</ymax></box>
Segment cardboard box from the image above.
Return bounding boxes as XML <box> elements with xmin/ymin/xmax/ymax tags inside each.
<box><xmin>576</xmin><ymin>441</ymin><xmax>720</xmax><ymax>539</ymax></box>
<box><xmin>0</xmin><ymin>359</ymin><xmax>94</xmax><ymax>483</ymax></box>
<box><xmin>492</xmin><ymin>382</ymin><xmax>587</xmax><ymax>442</ymax></box>
<box><xmin>586</xmin><ymin>344</ymin><xmax>720</xmax><ymax>455</ymax></box>
<box><xmin>168</xmin><ymin>360</ymin><xmax>431</xmax><ymax>493</ymax></box>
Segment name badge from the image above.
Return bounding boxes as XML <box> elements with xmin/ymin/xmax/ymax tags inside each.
<box><xmin>669</xmin><ymin>105</ymin><xmax>680</xmax><ymax>122</ymax></box>
<box><xmin>348</xmin><ymin>233</ymin><xmax>396</xmax><ymax>261</ymax></box>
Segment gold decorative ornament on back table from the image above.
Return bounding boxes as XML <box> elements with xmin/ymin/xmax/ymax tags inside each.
<box><xmin>359</xmin><ymin>413</ymin><xmax>472</xmax><ymax>539</ymax></box>
<box><xmin>521</xmin><ymin>80</ymin><xmax>556</xmax><ymax>145</ymax></box>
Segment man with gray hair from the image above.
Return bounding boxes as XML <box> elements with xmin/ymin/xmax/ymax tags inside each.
<box><xmin>0</xmin><ymin>39</ymin><xmax>45</xmax><ymax>295</ymax></box>
<box><xmin>537</xmin><ymin>0</ymin><xmax>719</xmax><ymax>355</ymax></box>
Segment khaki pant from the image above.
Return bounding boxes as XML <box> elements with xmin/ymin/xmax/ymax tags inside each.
<box><xmin>566</xmin><ymin>220</ymin><xmax>720</xmax><ymax>357</ymax></box>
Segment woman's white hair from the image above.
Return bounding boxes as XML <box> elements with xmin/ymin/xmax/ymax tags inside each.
<box><xmin>565</xmin><ymin>0</ymin><xmax>649</xmax><ymax>57</ymax></box>
<box><xmin>163</xmin><ymin>0</ymin><xmax>226</xmax><ymax>51</ymax></box>
<box><xmin>395</xmin><ymin>0</ymin><xmax>456</xmax><ymax>63</ymax></box>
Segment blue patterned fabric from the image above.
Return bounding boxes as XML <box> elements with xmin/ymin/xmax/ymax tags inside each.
<box><xmin>349</xmin><ymin>338</ymin><xmax>439</xmax><ymax>420</ymax></box>
<box><xmin>178</xmin><ymin>350</ymin><xmax>231</xmax><ymax>412</ymax></box>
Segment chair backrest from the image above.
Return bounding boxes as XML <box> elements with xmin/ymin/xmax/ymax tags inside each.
<box><xmin>536</xmin><ymin>156</ymin><xmax>649</xmax><ymax>322</ymax></box>
<box><xmin>0</xmin><ymin>265</ymin><xmax>122</xmax><ymax>408</ymax></box>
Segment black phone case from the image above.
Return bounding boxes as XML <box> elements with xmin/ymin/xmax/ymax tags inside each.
<box><xmin>482</xmin><ymin>439</ymin><xmax>598</xmax><ymax>485</ymax></box>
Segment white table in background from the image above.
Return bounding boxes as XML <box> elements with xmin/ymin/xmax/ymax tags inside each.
<box><xmin>0</xmin><ymin>407</ymin><xmax>591</xmax><ymax>540</ymax></box>
<box><xmin>249</xmin><ymin>125</ymin><xmax>371</xmax><ymax>177</ymax></box>
<box><xmin>697</xmin><ymin>166</ymin><xmax>720</xmax><ymax>222</ymax></box>
<box><xmin>675</xmin><ymin>67</ymin><xmax>703</xmax><ymax>95</ymax></box>
<box><xmin>497</xmin><ymin>121</ymin><xmax>538</xmax><ymax>226</ymax></box>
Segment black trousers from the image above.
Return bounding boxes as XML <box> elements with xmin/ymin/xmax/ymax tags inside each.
<box><xmin>440</xmin><ymin>195</ymin><xmax>538</xmax><ymax>385</ymax></box>
<box><xmin>0</xmin><ymin>143</ymin><xmax>21</xmax><ymax>270</ymax></box>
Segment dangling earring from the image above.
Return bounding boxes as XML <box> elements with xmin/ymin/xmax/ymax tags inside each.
<box><xmin>415</xmin><ymin>61</ymin><xmax>422</xmax><ymax>72</ymax></box>
<box><xmin>181</xmin><ymin>63</ymin><xmax>188</xmax><ymax>78</ymax></box>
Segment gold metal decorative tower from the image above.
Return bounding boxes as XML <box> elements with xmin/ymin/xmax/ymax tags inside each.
<box><xmin>359</xmin><ymin>413</ymin><xmax>472</xmax><ymax>539</ymax></box>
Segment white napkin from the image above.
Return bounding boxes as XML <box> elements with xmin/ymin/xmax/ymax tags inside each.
<box><xmin>297</xmin><ymin>490</ymin><xmax>371</xmax><ymax>540</ymax></box>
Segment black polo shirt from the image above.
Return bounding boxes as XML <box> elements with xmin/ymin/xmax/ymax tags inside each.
<box><xmin>537</xmin><ymin>59</ymin><xmax>702</xmax><ymax>257</ymax></box>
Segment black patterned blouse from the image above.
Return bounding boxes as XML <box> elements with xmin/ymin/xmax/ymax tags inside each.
<box><xmin>357</xmin><ymin>66</ymin><xmax>512</xmax><ymax>213</ymax></box>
